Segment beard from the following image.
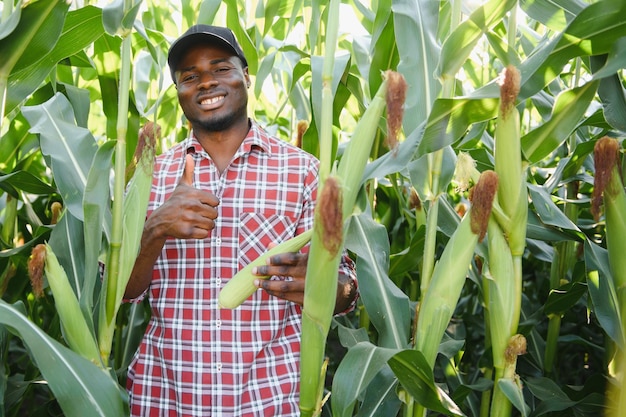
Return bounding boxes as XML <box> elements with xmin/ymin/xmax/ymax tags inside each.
<box><xmin>189</xmin><ymin>99</ymin><xmax>248</xmax><ymax>132</ymax></box>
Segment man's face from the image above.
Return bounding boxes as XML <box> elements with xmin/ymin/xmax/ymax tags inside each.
<box><xmin>174</xmin><ymin>43</ymin><xmax>250</xmax><ymax>132</ymax></box>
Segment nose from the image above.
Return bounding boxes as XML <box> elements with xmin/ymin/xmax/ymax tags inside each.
<box><xmin>197</xmin><ymin>71</ymin><xmax>218</xmax><ymax>88</ymax></box>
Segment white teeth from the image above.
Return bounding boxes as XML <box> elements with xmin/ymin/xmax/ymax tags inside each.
<box><xmin>201</xmin><ymin>96</ymin><xmax>224</xmax><ymax>105</ymax></box>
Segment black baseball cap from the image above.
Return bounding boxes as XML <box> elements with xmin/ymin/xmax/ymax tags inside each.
<box><xmin>167</xmin><ymin>24</ymin><xmax>248</xmax><ymax>83</ymax></box>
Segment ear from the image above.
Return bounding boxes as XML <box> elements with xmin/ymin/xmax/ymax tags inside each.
<box><xmin>244</xmin><ymin>68</ymin><xmax>251</xmax><ymax>88</ymax></box>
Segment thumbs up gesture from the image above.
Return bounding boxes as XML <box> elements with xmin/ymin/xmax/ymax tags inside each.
<box><xmin>147</xmin><ymin>153</ymin><xmax>220</xmax><ymax>240</ymax></box>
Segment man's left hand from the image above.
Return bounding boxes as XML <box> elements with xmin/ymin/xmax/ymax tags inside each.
<box><xmin>252</xmin><ymin>252</ymin><xmax>308</xmax><ymax>306</ymax></box>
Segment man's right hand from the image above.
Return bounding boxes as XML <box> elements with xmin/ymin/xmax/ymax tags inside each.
<box><xmin>148</xmin><ymin>153</ymin><xmax>220</xmax><ymax>240</ymax></box>
<box><xmin>125</xmin><ymin>153</ymin><xmax>219</xmax><ymax>299</ymax></box>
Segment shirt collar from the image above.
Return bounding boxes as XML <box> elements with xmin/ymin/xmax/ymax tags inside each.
<box><xmin>184</xmin><ymin>120</ymin><xmax>273</xmax><ymax>157</ymax></box>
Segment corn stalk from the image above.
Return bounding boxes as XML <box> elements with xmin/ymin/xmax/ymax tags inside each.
<box><xmin>299</xmin><ymin>3</ymin><xmax>407</xmax><ymax>409</ymax></box>
<box><xmin>97</xmin><ymin>0</ymin><xmax>148</xmax><ymax>366</ymax></box>
<box><xmin>485</xmin><ymin>65</ymin><xmax>528</xmax><ymax>417</ymax></box>
<box><xmin>411</xmin><ymin>2</ymin><xmax>461</xmax><ymax>414</ymax></box>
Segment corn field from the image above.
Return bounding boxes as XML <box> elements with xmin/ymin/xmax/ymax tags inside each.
<box><xmin>1</xmin><ymin>0</ymin><xmax>626</xmax><ymax>416</ymax></box>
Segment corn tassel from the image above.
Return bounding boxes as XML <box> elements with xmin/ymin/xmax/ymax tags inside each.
<box><xmin>32</xmin><ymin>244</ymin><xmax>101</xmax><ymax>366</ymax></box>
<box><xmin>415</xmin><ymin>170</ymin><xmax>497</xmax><ymax>368</ymax></box>
<box><xmin>218</xmin><ymin>229</ymin><xmax>314</xmax><ymax>309</ymax></box>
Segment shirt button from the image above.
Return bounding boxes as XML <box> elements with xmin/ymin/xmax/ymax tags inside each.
<box><xmin>215</xmin><ymin>236</ymin><xmax>222</xmax><ymax>246</ymax></box>
<box><xmin>216</xmin><ymin>362</ymin><xmax>222</xmax><ymax>372</ymax></box>
<box><xmin>216</xmin><ymin>277</ymin><xmax>222</xmax><ymax>287</ymax></box>
<box><xmin>215</xmin><ymin>320</ymin><xmax>221</xmax><ymax>329</ymax></box>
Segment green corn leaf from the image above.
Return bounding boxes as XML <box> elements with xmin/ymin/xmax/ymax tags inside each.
<box><xmin>82</xmin><ymin>141</ymin><xmax>115</xmax><ymax>313</ymax></box>
<box><xmin>521</xmin><ymin>80</ymin><xmax>599</xmax><ymax>163</ymax></box>
<box><xmin>0</xmin><ymin>170</ymin><xmax>56</xmax><ymax>196</ymax></box>
<box><xmin>388</xmin><ymin>349</ymin><xmax>465</xmax><ymax>416</ymax></box>
<box><xmin>417</xmin><ymin>97</ymin><xmax>499</xmax><ymax>157</ymax></box>
<box><xmin>591</xmin><ymin>51</ymin><xmax>626</xmax><ymax>133</ymax></box>
<box><xmin>0</xmin><ymin>0</ymin><xmax>68</xmax><ymax>78</ymax></box>
<box><xmin>392</xmin><ymin>0</ymin><xmax>441</xmax><ymax>133</ymax></box>
<box><xmin>519</xmin><ymin>0</ymin><xmax>585</xmax><ymax>32</ymax></box>
<box><xmin>47</xmin><ymin>210</ymin><xmax>86</xmax><ymax>301</ymax></box>
<box><xmin>331</xmin><ymin>341</ymin><xmax>399</xmax><ymax>417</ymax></box>
<box><xmin>345</xmin><ymin>213</ymin><xmax>410</xmax><ymax>349</ymax></box>
<box><xmin>5</xmin><ymin>5</ymin><xmax>104</xmax><ymax>116</ymax></box>
<box><xmin>585</xmin><ymin>239</ymin><xmax>624</xmax><ymax>349</ymax></box>
<box><xmin>519</xmin><ymin>0</ymin><xmax>626</xmax><ymax>99</ymax></box>
<box><xmin>0</xmin><ymin>300</ymin><xmax>128</xmax><ymax>417</ymax></box>
<box><xmin>498</xmin><ymin>379</ymin><xmax>530</xmax><ymax>417</ymax></box>
<box><xmin>527</xmin><ymin>184</ymin><xmax>582</xmax><ymax>233</ymax></box>
<box><xmin>22</xmin><ymin>93</ymin><xmax>99</xmax><ymax>221</ymax></box>
<box><xmin>436</xmin><ymin>0</ymin><xmax>517</xmax><ymax>80</ymax></box>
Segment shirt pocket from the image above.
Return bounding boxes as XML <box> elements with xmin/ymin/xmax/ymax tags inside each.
<box><xmin>239</xmin><ymin>212</ymin><xmax>297</xmax><ymax>268</ymax></box>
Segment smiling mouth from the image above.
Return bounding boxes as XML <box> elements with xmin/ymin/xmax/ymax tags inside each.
<box><xmin>200</xmin><ymin>96</ymin><xmax>224</xmax><ymax>105</ymax></box>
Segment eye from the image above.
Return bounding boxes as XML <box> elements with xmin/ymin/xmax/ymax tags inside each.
<box><xmin>179</xmin><ymin>73</ymin><xmax>197</xmax><ymax>84</ymax></box>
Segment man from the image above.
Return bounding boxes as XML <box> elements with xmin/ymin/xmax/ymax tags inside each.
<box><xmin>124</xmin><ymin>24</ymin><xmax>358</xmax><ymax>416</ymax></box>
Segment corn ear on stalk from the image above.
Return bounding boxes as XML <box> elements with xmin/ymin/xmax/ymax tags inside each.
<box><xmin>494</xmin><ymin>65</ymin><xmax>527</xmax><ymax>257</ymax></box>
<box><xmin>415</xmin><ymin>170</ymin><xmax>497</xmax><ymax>368</ymax></box>
<box><xmin>488</xmin><ymin>65</ymin><xmax>526</xmax><ymax>358</ymax></box>
<box><xmin>590</xmin><ymin>138</ymin><xmax>626</xmax><ymax>413</ymax></box>
<box><xmin>29</xmin><ymin>244</ymin><xmax>101</xmax><ymax>366</ymax></box>
<box><xmin>592</xmin><ymin>136</ymin><xmax>626</xmax><ymax>304</ymax></box>
<box><xmin>116</xmin><ymin>123</ymin><xmax>158</xmax><ymax>302</ymax></box>
<box><xmin>483</xmin><ymin>218</ymin><xmax>516</xmax><ymax>370</ymax></box>
<box><xmin>488</xmin><ymin>65</ymin><xmax>528</xmax><ymax>417</ymax></box>
<box><xmin>300</xmin><ymin>70</ymin><xmax>404</xmax><ymax>417</ymax></box>
<box><xmin>98</xmin><ymin>122</ymin><xmax>157</xmax><ymax>362</ymax></box>
<box><xmin>300</xmin><ymin>177</ymin><xmax>344</xmax><ymax>417</ymax></box>
<box><xmin>218</xmin><ymin>229</ymin><xmax>314</xmax><ymax>309</ymax></box>
<box><xmin>336</xmin><ymin>72</ymin><xmax>397</xmax><ymax>219</ymax></box>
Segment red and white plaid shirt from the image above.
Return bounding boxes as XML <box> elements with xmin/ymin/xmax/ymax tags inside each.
<box><xmin>127</xmin><ymin>121</ymin><xmax>356</xmax><ymax>416</ymax></box>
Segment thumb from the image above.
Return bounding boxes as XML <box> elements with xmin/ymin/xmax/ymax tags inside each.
<box><xmin>179</xmin><ymin>153</ymin><xmax>195</xmax><ymax>186</ymax></box>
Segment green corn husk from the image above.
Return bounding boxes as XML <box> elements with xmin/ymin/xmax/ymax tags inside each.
<box><xmin>98</xmin><ymin>122</ymin><xmax>156</xmax><ymax>362</ymax></box>
<box><xmin>38</xmin><ymin>244</ymin><xmax>101</xmax><ymax>366</ymax></box>
<box><xmin>415</xmin><ymin>170</ymin><xmax>497</xmax><ymax>368</ymax></box>
<box><xmin>591</xmin><ymin>138</ymin><xmax>626</xmax><ymax>412</ymax></box>
<box><xmin>218</xmin><ymin>229</ymin><xmax>314</xmax><ymax>309</ymax></box>
<box><xmin>336</xmin><ymin>72</ymin><xmax>394</xmax><ymax>219</ymax></box>
<box><xmin>483</xmin><ymin>218</ymin><xmax>516</xmax><ymax>371</ymax></box>
<box><xmin>116</xmin><ymin>124</ymin><xmax>157</xmax><ymax>302</ymax></box>
<box><xmin>494</xmin><ymin>65</ymin><xmax>527</xmax><ymax>257</ymax></box>
<box><xmin>593</xmin><ymin>137</ymin><xmax>626</xmax><ymax>303</ymax></box>
<box><xmin>487</xmin><ymin>64</ymin><xmax>528</xmax><ymax>417</ymax></box>
<box><xmin>299</xmin><ymin>183</ymin><xmax>344</xmax><ymax>417</ymax></box>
